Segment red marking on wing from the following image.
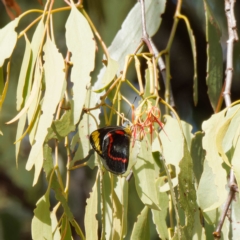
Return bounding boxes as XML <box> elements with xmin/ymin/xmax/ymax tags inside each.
<box><xmin>106</xmin><ymin>132</ymin><xmax>127</xmax><ymax>163</ymax></box>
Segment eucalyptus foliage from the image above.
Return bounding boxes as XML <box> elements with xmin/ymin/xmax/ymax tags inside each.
<box><xmin>0</xmin><ymin>0</ymin><xmax>239</xmax><ymax>239</ymax></box>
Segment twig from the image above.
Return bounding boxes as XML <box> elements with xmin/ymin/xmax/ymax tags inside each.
<box><xmin>214</xmin><ymin>0</ymin><xmax>239</xmax><ymax>237</ymax></box>
<box><xmin>139</xmin><ymin>0</ymin><xmax>175</xmax><ymax>105</ymax></box>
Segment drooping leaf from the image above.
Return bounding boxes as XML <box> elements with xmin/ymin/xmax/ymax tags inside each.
<box><xmin>15</xmin><ymin>113</ymin><xmax>27</xmax><ymax>166</ymax></box>
<box><xmin>60</xmin><ymin>215</ymin><xmax>72</xmax><ymax>240</ymax></box>
<box><xmin>204</xmin><ymin>0</ymin><xmax>223</xmax><ymax>111</ymax></box>
<box><xmin>84</xmin><ymin>180</ymin><xmax>98</xmax><ymax>240</ymax></box>
<box><xmin>46</xmin><ymin>109</ymin><xmax>75</xmax><ymax>141</ymax></box>
<box><xmin>199</xmin><ymin>110</ymin><xmax>229</xmax><ymax>211</ymax></box>
<box><xmin>43</xmin><ymin>145</ymin><xmax>74</xmax><ymax>221</ymax></box>
<box><xmin>152</xmin><ymin>179</ymin><xmax>169</xmax><ymax>239</ymax></box>
<box><xmin>231</xmin><ymin>194</ymin><xmax>240</xmax><ymax>239</ymax></box>
<box><xmin>32</xmin><ymin>194</ymin><xmax>52</xmax><ymax>240</ymax></box>
<box><xmin>131</xmin><ymin>206</ymin><xmax>150</xmax><ymax>240</ymax></box>
<box><xmin>152</xmin><ymin>115</ymin><xmax>184</xmax><ymax>191</ymax></box>
<box><xmin>178</xmin><ymin>138</ymin><xmax>197</xmax><ymax>238</ymax></box>
<box><xmin>0</xmin><ymin>62</ymin><xmax>10</xmax><ymax>110</ymax></box>
<box><xmin>27</xmin><ymin>20</ymin><xmax>45</xmax><ymax>143</ymax></box>
<box><xmin>16</xmin><ymin>34</ymin><xmax>32</xmax><ymax>110</ymax></box>
<box><xmin>65</xmin><ymin>4</ymin><xmax>95</xmax><ymax>124</ymax></box>
<box><xmin>133</xmin><ymin>139</ymin><xmax>159</xmax><ymax>210</ymax></box>
<box><xmin>190</xmin><ymin>132</ymin><xmax>205</xmax><ymax>186</ymax></box>
<box><xmin>26</xmin><ymin>36</ymin><xmax>66</xmax><ymax>185</ymax></box>
<box><xmin>0</xmin><ymin>18</ymin><xmax>19</xmax><ymax>67</ymax></box>
<box><xmin>95</xmin><ymin>0</ymin><xmax>166</xmax><ymax>87</ymax></box>
<box><xmin>50</xmin><ymin>210</ymin><xmax>61</xmax><ymax>240</ymax></box>
<box><xmin>94</xmin><ymin>58</ymin><xmax>119</xmax><ymax>92</ymax></box>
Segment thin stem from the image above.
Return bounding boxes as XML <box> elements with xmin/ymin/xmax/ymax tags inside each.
<box><xmin>214</xmin><ymin>0</ymin><xmax>239</xmax><ymax>237</ymax></box>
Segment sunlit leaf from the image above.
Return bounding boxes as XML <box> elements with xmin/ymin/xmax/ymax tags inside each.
<box><xmin>94</xmin><ymin>58</ymin><xmax>119</xmax><ymax>92</ymax></box>
<box><xmin>95</xmin><ymin>0</ymin><xmax>166</xmax><ymax>88</ymax></box>
<box><xmin>26</xmin><ymin>36</ymin><xmax>66</xmax><ymax>185</ymax></box>
<box><xmin>84</xmin><ymin>180</ymin><xmax>98</xmax><ymax>240</ymax></box>
<box><xmin>16</xmin><ymin>34</ymin><xmax>32</xmax><ymax>110</ymax></box>
<box><xmin>152</xmin><ymin>180</ymin><xmax>168</xmax><ymax>239</ymax></box>
<box><xmin>131</xmin><ymin>206</ymin><xmax>150</xmax><ymax>240</ymax></box>
<box><xmin>231</xmin><ymin>194</ymin><xmax>240</xmax><ymax>239</ymax></box>
<box><xmin>65</xmin><ymin>4</ymin><xmax>95</xmax><ymax>124</ymax></box>
<box><xmin>0</xmin><ymin>18</ymin><xmax>19</xmax><ymax>67</ymax></box>
<box><xmin>50</xmin><ymin>210</ymin><xmax>61</xmax><ymax>240</ymax></box>
<box><xmin>0</xmin><ymin>62</ymin><xmax>10</xmax><ymax>110</ymax></box>
<box><xmin>32</xmin><ymin>194</ymin><xmax>52</xmax><ymax>240</ymax></box>
<box><xmin>199</xmin><ymin>110</ymin><xmax>228</xmax><ymax>211</ymax></box>
<box><xmin>133</xmin><ymin>139</ymin><xmax>159</xmax><ymax>210</ymax></box>
<box><xmin>61</xmin><ymin>215</ymin><xmax>72</xmax><ymax>240</ymax></box>
<box><xmin>152</xmin><ymin>115</ymin><xmax>184</xmax><ymax>191</ymax></box>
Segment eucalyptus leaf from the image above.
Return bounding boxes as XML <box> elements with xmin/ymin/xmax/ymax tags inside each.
<box><xmin>65</xmin><ymin>4</ymin><xmax>95</xmax><ymax>124</ymax></box>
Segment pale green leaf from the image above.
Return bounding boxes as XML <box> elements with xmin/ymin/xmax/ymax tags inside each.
<box><xmin>197</xmin><ymin>159</ymin><xmax>221</xmax><ymax>212</ymax></box>
<box><xmin>152</xmin><ymin>115</ymin><xmax>184</xmax><ymax>191</ymax></box>
<box><xmin>94</xmin><ymin>58</ymin><xmax>119</xmax><ymax>92</ymax></box>
<box><xmin>215</xmin><ymin>112</ymin><xmax>238</xmax><ymax>167</ymax></box>
<box><xmin>200</xmin><ymin>110</ymin><xmax>228</xmax><ymax>211</ymax></box>
<box><xmin>114</xmin><ymin>177</ymin><xmax>128</xmax><ymax>238</ymax></box>
<box><xmin>50</xmin><ymin>210</ymin><xmax>61</xmax><ymax>240</ymax></box>
<box><xmin>27</xmin><ymin>20</ymin><xmax>45</xmax><ymax>143</ymax></box>
<box><xmin>130</xmin><ymin>206</ymin><xmax>150</xmax><ymax>240</ymax></box>
<box><xmin>151</xmin><ymin>182</ymin><xmax>168</xmax><ymax>239</ymax></box>
<box><xmin>192</xmin><ymin>209</ymin><xmax>206</xmax><ymax>240</ymax></box>
<box><xmin>84</xmin><ymin>180</ymin><xmax>98</xmax><ymax>240</ymax></box>
<box><xmin>0</xmin><ymin>67</ymin><xmax>3</xmax><ymax>92</ymax></box>
<box><xmin>32</xmin><ymin>194</ymin><xmax>52</xmax><ymax>240</ymax></box>
<box><xmin>15</xmin><ymin>113</ymin><xmax>27</xmax><ymax>166</ymax></box>
<box><xmin>133</xmin><ymin>140</ymin><xmax>159</xmax><ymax>210</ymax></box>
<box><xmin>232</xmin><ymin>135</ymin><xmax>240</xmax><ymax>200</ymax></box>
<box><xmin>72</xmin><ymin>112</ymin><xmax>96</xmax><ymax>164</ymax></box>
<box><xmin>26</xmin><ymin>36</ymin><xmax>66</xmax><ymax>185</ymax></box>
<box><xmin>95</xmin><ymin>0</ymin><xmax>166</xmax><ymax>89</ymax></box>
<box><xmin>0</xmin><ymin>18</ymin><xmax>19</xmax><ymax>67</ymax></box>
<box><xmin>204</xmin><ymin>0</ymin><xmax>223</xmax><ymax>111</ymax></box>
<box><xmin>16</xmin><ymin>34</ymin><xmax>32</xmax><ymax>110</ymax></box>
<box><xmin>65</xmin><ymin>4</ymin><xmax>95</xmax><ymax>124</ymax></box>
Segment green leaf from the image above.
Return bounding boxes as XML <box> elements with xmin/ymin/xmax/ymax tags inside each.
<box><xmin>178</xmin><ymin>138</ymin><xmax>197</xmax><ymax>238</ymax></box>
<box><xmin>204</xmin><ymin>0</ymin><xmax>223</xmax><ymax>111</ymax></box>
<box><xmin>27</xmin><ymin>20</ymin><xmax>45</xmax><ymax>143</ymax></box>
<box><xmin>199</xmin><ymin>110</ymin><xmax>228</xmax><ymax>211</ymax></box>
<box><xmin>71</xmin><ymin>112</ymin><xmax>96</xmax><ymax>165</ymax></box>
<box><xmin>232</xmin><ymin>135</ymin><xmax>240</xmax><ymax>200</ymax></box>
<box><xmin>94</xmin><ymin>58</ymin><xmax>119</xmax><ymax>92</ymax></box>
<box><xmin>16</xmin><ymin>34</ymin><xmax>32</xmax><ymax>110</ymax></box>
<box><xmin>95</xmin><ymin>0</ymin><xmax>166</xmax><ymax>87</ymax></box>
<box><xmin>0</xmin><ymin>18</ymin><xmax>19</xmax><ymax>67</ymax></box>
<box><xmin>84</xmin><ymin>180</ymin><xmax>98</xmax><ymax>240</ymax></box>
<box><xmin>43</xmin><ymin>145</ymin><xmax>74</xmax><ymax>221</ymax></box>
<box><xmin>61</xmin><ymin>215</ymin><xmax>72</xmax><ymax>240</ymax></box>
<box><xmin>153</xmin><ymin>115</ymin><xmax>184</xmax><ymax>191</ymax></box>
<box><xmin>32</xmin><ymin>194</ymin><xmax>52</xmax><ymax>240</ymax></box>
<box><xmin>65</xmin><ymin>4</ymin><xmax>95</xmax><ymax>124</ymax></box>
<box><xmin>133</xmin><ymin>140</ymin><xmax>159</xmax><ymax>210</ymax></box>
<box><xmin>151</xmin><ymin>183</ymin><xmax>169</xmax><ymax>239</ymax></box>
<box><xmin>46</xmin><ymin>109</ymin><xmax>75</xmax><ymax>141</ymax></box>
<box><xmin>50</xmin><ymin>211</ymin><xmax>61</xmax><ymax>240</ymax></box>
<box><xmin>131</xmin><ymin>206</ymin><xmax>150</xmax><ymax>240</ymax></box>
<box><xmin>15</xmin><ymin>113</ymin><xmax>27</xmax><ymax>165</ymax></box>
<box><xmin>26</xmin><ymin>36</ymin><xmax>66</xmax><ymax>185</ymax></box>
<box><xmin>190</xmin><ymin>132</ymin><xmax>205</xmax><ymax>186</ymax></box>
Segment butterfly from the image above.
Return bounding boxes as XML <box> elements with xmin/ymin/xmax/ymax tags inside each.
<box><xmin>89</xmin><ymin>126</ymin><xmax>131</xmax><ymax>175</ymax></box>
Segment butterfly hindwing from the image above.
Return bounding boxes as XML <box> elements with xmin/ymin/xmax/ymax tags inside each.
<box><xmin>89</xmin><ymin>126</ymin><xmax>131</xmax><ymax>175</ymax></box>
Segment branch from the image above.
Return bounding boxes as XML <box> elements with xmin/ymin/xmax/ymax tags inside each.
<box><xmin>214</xmin><ymin>0</ymin><xmax>239</xmax><ymax>237</ymax></box>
